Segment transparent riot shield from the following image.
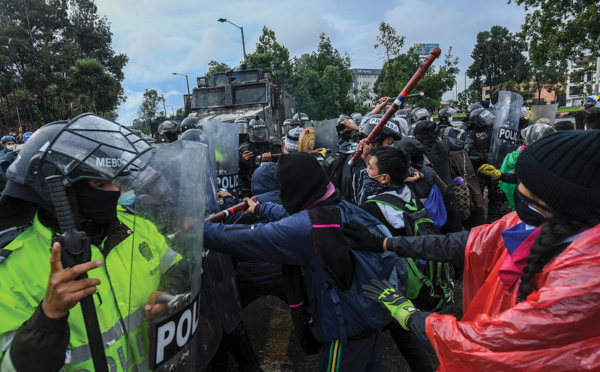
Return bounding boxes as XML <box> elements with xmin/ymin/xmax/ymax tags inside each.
<box><xmin>203</xmin><ymin>121</ymin><xmax>240</xmax><ymax>197</ymax></box>
<box><xmin>488</xmin><ymin>91</ymin><xmax>523</xmax><ymax>168</ymax></box>
<box><xmin>178</xmin><ymin>129</ymin><xmax>219</xmax><ymax>216</ymax></box>
<box><xmin>312</xmin><ymin>119</ymin><xmax>339</xmax><ymax>153</ymax></box>
<box><xmin>121</xmin><ymin>142</ymin><xmax>207</xmax><ymax>371</ymax></box>
<box><xmin>529</xmin><ymin>103</ymin><xmax>559</xmax><ymax>126</ymax></box>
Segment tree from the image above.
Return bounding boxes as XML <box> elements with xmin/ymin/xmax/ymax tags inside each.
<box><xmin>205</xmin><ymin>60</ymin><xmax>230</xmax><ymax>81</ymax></box>
<box><xmin>467</xmin><ymin>26</ymin><xmax>530</xmax><ymax>92</ymax></box>
<box><xmin>246</xmin><ymin>27</ymin><xmax>293</xmax><ymax>87</ymax></box>
<box><xmin>68</xmin><ymin>57</ymin><xmax>120</xmax><ymax>114</ymax></box>
<box><xmin>137</xmin><ymin>90</ymin><xmax>161</xmax><ymax>125</ymax></box>
<box><xmin>175</xmin><ymin>107</ymin><xmax>185</xmax><ymax>117</ymax></box>
<box><xmin>375</xmin><ymin>47</ymin><xmax>460</xmax><ymax>113</ymax></box>
<box><xmin>511</xmin><ymin>0</ymin><xmax>600</xmax><ymax>65</ymax></box>
<box><xmin>374</xmin><ymin>22</ymin><xmax>405</xmax><ymax>90</ymax></box>
<box><xmin>289</xmin><ymin>34</ymin><xmax>355</xmax><ymax>119</ymax></box>
<box><xmin>528</xmin><ymin>60</ymin><xmax>568</xmax><ymax>102</ymax></box>
<box><xmin>0</xmin><ymin>0</ymin><xmax>128</xmax><ymax>125</ymax></box>
<box><xmin>455</xmin><ymin>88</ymin><xmax>481</xmax><ymax>112</ymax></box>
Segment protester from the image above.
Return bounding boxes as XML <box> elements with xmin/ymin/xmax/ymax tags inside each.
<box><xmin>344</xmin><ymin>130</ymin><xmax>600</xmax><ymax>371</ymax></box>
<box><xmin>414</xmin><ymin>121</ymin><xmax>462</xmax><ymax>233</ymax></box>
<box><xmin>552</xmin><ymin>120</ymin><xmax>574</xmax><ymax>131</ymax></box>
<box><xmin>204</xmin><ymin>152</ymin><xmax>402</xmax><ymax>371</ymax></box>
<box><xmin>439</xmin><ymin>127</ymin><xmax>485</xmax><ymax>229</ymax></box>
<box><xmin>584</xmin><ymin>106</ymin><xmax>600</xmax><ymax>130</ymax></box>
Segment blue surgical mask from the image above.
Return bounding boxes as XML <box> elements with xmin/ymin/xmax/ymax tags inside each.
<box><xmin>118</xmin><ymin>189</ymin><xmax>136</xmax><ymax>207</ymax></box>
<box><xmin>6</xmin><ymin>146</ymin><xmax>13</xmax><ymax>151</ymax></box>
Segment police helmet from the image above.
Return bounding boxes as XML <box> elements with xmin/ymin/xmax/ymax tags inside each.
<box><xmin>234</xmin><ymin>117</ymin><xmax>249</xmax><ymax>135</ymax></box>
<box><xmin>469</xmin><ymin>108</ymin><xmax>495</xmax><ymax>127</ymax></box>
<box><xmin>438</xmin><ymin>107</ymin><xmax>458</xmax><ymax>124</ymax></box>
<box><xmin>292</xmin><ymin>112</ymin><xmax>311</xmax><ymax>127</ymax></box>
<box><xmin>393</xmin><ymin>117</ymin><xmax>410</xmax><ymax>137</ymax></box>
<box><xmin>351</xmin><ymin>112</ymin><xmax>363</xmax><ymax>125</ymax></box>
<box><xmin>1</xmin><ymin>135</ymin><xmax>16</xmax><ymax>144</ymax></box>
<box><xmin>282</xmin><ymin>118</ymin><xmax>296</xmax><ymax>136</ymax></box>
<box><xmin>394</xmin><ymin>109</ymin><xmax>410</xmax><ymax>121</ymax></box>
<box><xmin>180</xmin><ymin>128</ymin><xmax>205</xmax><ymax>142</ymax></box>
<box><xmin>411</xmin><ymin>107</ymin><xmax>430</xmax><ymax>123</ymax></box>
<box><xmin>2</xmin><ymin>114</ymin><xmax>152</xmax><ymax>207</ymax></box>
<box><xmin>466</xmin><ymin>102</ymin><xmax>484</xmax><ymax>116</ymax></box>
<box><xmin>180</xmin><ymin>117</ymin><xmax>202</xmax><ymax>132</ymax></box>
<box><xmin>361</xmin><ymin>115</ymin><xmax>402</xmax><ymax>143</ymax></box>
<box><xmin>439</xmin><ymin>127</ymin><xmax>468</xmax><ymax>150</ymax></box>
<box><xmin>248</xmin><ymin>116</ymin><xmax>269</xmax><ymax>143</ymax></box>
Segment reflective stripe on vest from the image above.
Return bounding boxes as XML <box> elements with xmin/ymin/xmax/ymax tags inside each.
<box><xmin>66</xmin><ymin>307</ymin><xmax>147</xmax><ymax>366</ymax></box>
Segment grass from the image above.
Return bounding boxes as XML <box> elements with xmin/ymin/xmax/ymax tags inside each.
<box><xmin>557</xmin><ymin>106</ymin><xmax>583</xmax><ymax>112</ymax></box>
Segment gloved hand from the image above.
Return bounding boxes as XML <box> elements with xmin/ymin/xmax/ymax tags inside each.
<box><xmin>478</xmin><ymin>164</ymin><xmax>502</xmax><ymax>180</ymax></box>
<box><xmin>342</xmin><ymin>222</ymin><xmax>385</xmax><ymax>253</ymax></box>
<box><xmin>315</xmin><ymin>148</ymin><xmax>327</xmax><ymax>157</ymax></box>
<box><xmin>363</xmin><ymin>279</ymin><xmax>419</xmax><ymax>330</ymax></box>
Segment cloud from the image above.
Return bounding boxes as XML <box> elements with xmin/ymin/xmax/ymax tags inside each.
<box><xmin>93</xmin><ymin>0</ymin><xmax>530</xmax><ymax>122</ymax></box>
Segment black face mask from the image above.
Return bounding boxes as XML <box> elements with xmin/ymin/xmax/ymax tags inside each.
<box><xmin>513</xmin><ymin>187</ymin><xmax>550</xmax><ymax>227</ymax></box>
<box><xmin>74</xmin><ymin>181</ymin><xmax>121</xmax><ymax>225</ymax></box>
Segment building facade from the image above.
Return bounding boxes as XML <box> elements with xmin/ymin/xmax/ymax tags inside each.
<box><xmin>350</xmin><ymin>68</ymin><xmax>381</xmax><ymax>107</ymax></box>
<box><xmin>566</xmin><ymin>57</ymin><xmax>599</xmax><ymax>107</ymax></box>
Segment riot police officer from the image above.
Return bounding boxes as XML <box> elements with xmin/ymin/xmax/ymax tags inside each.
<box><xmin>460</xmin><ymin>108</ymin><xmax>505</xmax><ymax>222</ymax></box>
<box><xmin>238</xmin><ymin>116</ymin><xmax>282</xmax><ymax>198</ymax></box>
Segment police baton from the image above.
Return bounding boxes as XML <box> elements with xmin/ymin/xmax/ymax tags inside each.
<box><xmin>348</xmin><ymin>47</ymin><xmax>441</xmax><ymax>166</ymax></box>
<box><xmin>205</xmin><ymin>200</ymin><xmax>249</xmax><ymax>222</ymax></box>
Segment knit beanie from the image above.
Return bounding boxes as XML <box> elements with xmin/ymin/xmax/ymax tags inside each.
<box><xmin>276</xmin><ymin>152</ymin><xmax>329</xmax><ymax>214</ymax></box>
<box><xmin>284</xmin><ymin>127</ymin><xmax>302</xmax><ymax>153</ymax></box>
<box><xmin>515</xmin><ymin>131</ymin><xmax>600</xmax><ymax>218</ymax></box>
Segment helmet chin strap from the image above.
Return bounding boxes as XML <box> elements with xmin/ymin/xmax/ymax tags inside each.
<box><xmin>45</xmin><ymin>175</ymin><xmax>109</xmax><ymax>372</ymax></box>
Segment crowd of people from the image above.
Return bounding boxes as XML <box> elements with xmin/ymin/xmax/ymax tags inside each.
<box><xmin>0</xmin><ymin>94</ymin><xmax>598</xmax><ymax>372</ymax></box>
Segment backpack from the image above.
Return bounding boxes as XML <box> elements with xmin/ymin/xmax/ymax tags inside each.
<box><xmin>365</xmin><ymin>192</ymin><xmax>454</xmax><ymax>312</ymax></box>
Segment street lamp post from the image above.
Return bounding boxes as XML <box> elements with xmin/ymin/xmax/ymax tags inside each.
<box><xmin>218</xmin><ymin>18</ymin><xmax>247</xmax><ymax>66</ymax></box>
<box><xmin>172</xmin><ymin>72</ymin><xmax>190</xmax><ymax>95</ymax></box>
<box><xmin>167</xmin><ymin>105</ymin><xmax>175</xmax><ymax>117</ymax></box>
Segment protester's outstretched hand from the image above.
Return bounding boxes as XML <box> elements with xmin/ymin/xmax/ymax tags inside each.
<box><xmin>478</xmin><ymin>164</ymin><xmax>501</xmax><ymax>180</ymax></box>
<box><xmin>42</xmin><ymin>242</ymin><xmax>102</xmax><ymax>319</ymax></box>
<box><xmin>342</xmin><ymin>222</ymin><xmax>385</xmax><ymax>252</ymax></box>
<box><xmin>363</xmin><ymin>279</ymin><xmax>419</xmax><ymax>331</ymax></box>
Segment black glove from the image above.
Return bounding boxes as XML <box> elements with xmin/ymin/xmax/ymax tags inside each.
<box><xmin>342</xmin><ymin>222</ymin><xmax>385</xmax><ymax>253</ymax></box>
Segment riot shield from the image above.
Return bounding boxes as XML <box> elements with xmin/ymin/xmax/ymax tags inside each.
<box><xmin>178</xmin><ymin>129</ymin><xmax>219</xmax><ymax>216</ymax></box>
<box><xmin>121</xmin><ymin>142</ymin><xmax>208</xmax><ymax>371</ymax></box>
<box><xmin>203</xmin><ymin>121</ymin><xmax>240</xmax><ymax>197</ymax></box>
<box><xmin>487</xmin><ymin>91</ymin><xmax>523</xmax><ymax>168</ymax></box>
<box><xmin>529</xmin><ymin>103</ymin><xmax>559</xmax><ymax>126</ymax></box>
<box><xmin>205</xmin><ymin>250</ymin><xmax>243</xmax><ymax>333</ymax></box>
<box><xmin>312</xmin><ymin>119</ymin><xmax>339</xmax><ymax>153</ymax></box>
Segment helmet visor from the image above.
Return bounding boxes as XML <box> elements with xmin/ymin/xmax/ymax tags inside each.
<box><xmin>249</xmin><ymin>127</ymin><xmax>269</xmax><ymax>142</ymax></box>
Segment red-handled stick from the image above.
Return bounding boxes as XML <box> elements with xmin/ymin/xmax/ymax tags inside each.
<box><xmin>348</xmin><ymin>47</ymin><xmax>442</xmax><ymax>166</ymax></box>
<box><xmin>205</xmin><ymin>200</ymin><xmax>248</xmax><ymax>222</ymax></box>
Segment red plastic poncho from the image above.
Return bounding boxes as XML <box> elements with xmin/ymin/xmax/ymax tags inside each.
<box><xmin>425</xmin><ymin>212</ymin><xmax>600</xmax><ymax>371</ymax></box>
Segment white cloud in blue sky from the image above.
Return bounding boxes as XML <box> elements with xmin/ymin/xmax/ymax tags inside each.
<box><xmin>94</xmin><ymin>0</ymin><xmax>527</xmax><ymax>124</ymax></box>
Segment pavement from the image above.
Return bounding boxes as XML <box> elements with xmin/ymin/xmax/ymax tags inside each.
<box><xmin>217</xmin><ymin>278</ymin><xmax>464</xmax><ymax>371</ymax></box>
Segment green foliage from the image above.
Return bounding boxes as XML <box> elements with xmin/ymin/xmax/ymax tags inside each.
<box><xmin>511</xmin><ymin>0</ymin><xmax>600</xmax><ymax>65</ymax></box>
<box><xmin>138</xmin><ymin>89</ymin><xmax>161</xmax><ymax>124</ymax></box>
<box><xmin>524</xmin><ymin>59</ymin><xmax>568</xmax><ymax>101</ymax></box>
<box><xmin>0</xmin><ymin>0</ymin><xmax>128</xmax><ymax>125</ymax></box>
<box><xmin>289</xmin><ymin>33</ymin><xmax>355</xmax><ymax>119</ymax></box>
<box><xmin>205</xmin><ymin>60</ymin><xmax>230</xmax><ymax>81</ymax></box>
<box><xmin>375</xmin><ymin>46</ymin><xmax>460</xmax><ymax>113</ymax></box>
<box><xmin>455</xmin><ymin>88</ymin><xmax>481</xmax><ymax>112</ymax></box>
<box><xmin>246</xmin><ymin>27</ymin><xmax>293</xmax><ymax>87</ymax></box>
<box><xmin>374</xmin><ymin>22</ymin><xmax>405</xmax><ymax>63</ymax></box>
<box><xmin>175</xmin><ymin>107</ymin><xmax>186</xmax><ymax>117</ymax></box>
<box><xmin>467</xmin><ymin>26</ymin><xmax>530</xmax><ymax>90</ymax></box>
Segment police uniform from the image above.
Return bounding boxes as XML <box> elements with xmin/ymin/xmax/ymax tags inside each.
<box><xmin>0</xmin><ymin>208</ymin><xmax>181</xmax><ymax>371</ymax></box>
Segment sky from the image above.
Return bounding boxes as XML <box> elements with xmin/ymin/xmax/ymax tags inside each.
<box><xmin>94</xmin><ymin>0</ymin><xmax>529</xmax><ymax>125</ymax></box>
